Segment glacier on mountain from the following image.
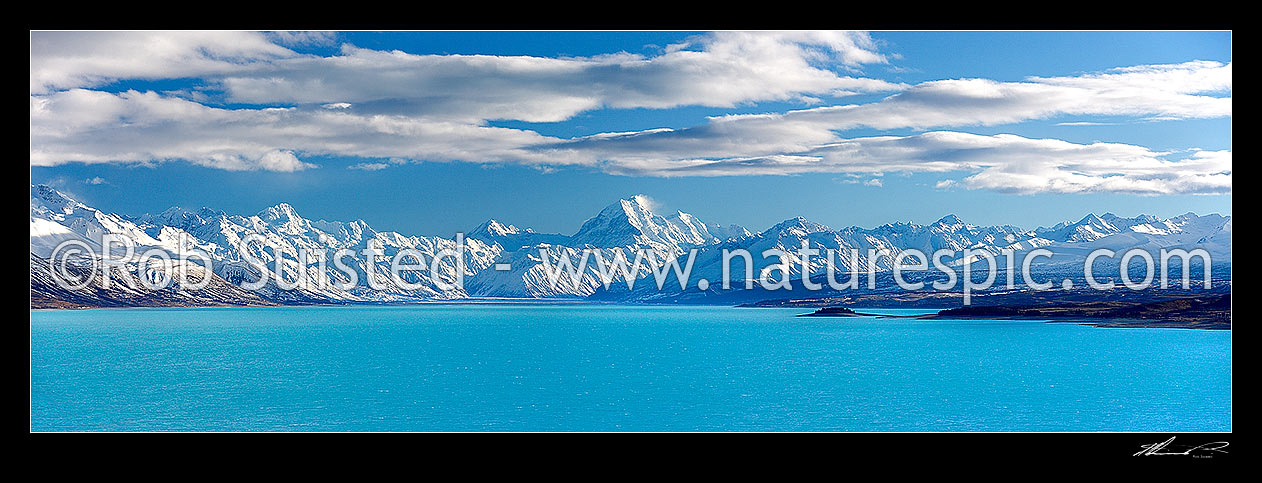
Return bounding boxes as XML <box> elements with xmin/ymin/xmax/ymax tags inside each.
<box><xmin>30</xmin><ymin>185</ymin><xmax>1231</xmax><ymax>306</ymax></box>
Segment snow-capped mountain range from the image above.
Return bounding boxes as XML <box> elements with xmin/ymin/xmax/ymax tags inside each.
<box><xmin>30</xmin><ymin>184</ymin><xmax>1231</xmax><ymax>307</ymax></box>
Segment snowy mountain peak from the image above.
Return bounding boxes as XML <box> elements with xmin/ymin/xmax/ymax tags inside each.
<box><xmin>668</xmin><ymin>210</ymin><xmax>695</xmax><ymax>223</ymax></box>
<box><xmin>471</xmin><ymin>219</ymin><xmax>528</xmax><ymax>238</ymax></box>
<box><xmin>153</xmin><ymin>206</ymin><xmax>202</xmax><ymax>228</ymax></box>
<box><xmin>30</xmin><ymin>188</ymin><xmax>1231</xmax><ymax>305</ymax></box>
<box><xmin>767</xmin><ymin>216</ymin><xmax>830</xmax><ymax>236</ymax></box>
<box><xmin>197</xmin><ymin>207</ymin><xmax>226</xmax><ymax>219</ymax></box>
<box><xmin>616</xmin><ymin>195</ymin><xmax>655</xmax><ymax>217</ymax></box>
<box><xmin>1102</xmin><ymin>212</ymin><xmax>1159</xmax><ymax>225</ymax></box>
<box><xmin>571</xmin><ymin>195</ymin><xmax>733</xmax><ymax>250</ymax></box>
<box><xmin>1031</xmin><ymin>212</ymin><xmax>1233</xmax><ymax>243</ymax></box>
<box><xmin>31</xmin><ymin>184</ymin><xmax>81</xmax><ymax>214</ymax></box>
<box><xmin>1028</xmin><ymin>212</ymin><xmax>1119</xmax><ymax>242</ymax></box>
<box><xmin>629</xmin><ymin>194</ymin><xmax>655</xmax><ymax>209</ymax></box>
<box><xmin>708</xmin><ymin>223</ymin><xmax>752</xmax><ymax>241</ymax></box>
<box><xmin>258</xmin><ymin>202</ymin><xmax>303</xmax><ymax>221</ymax></box>
<box><xmin>144</xmin><ymin>206</ymin><xmax>228</xmax><ymax>232</ymax></box>
<box><xmin>308</xmin><ymin>218</ymin><xmax>376</xmax><ymax>245</ymax></box>
<box><xmin>935</xmin><ymin>214</ymin><xmax>965</xmax><ymax>226</ymax></box>
<box><xmin>574</xmin><ymin>197</ymin><xmax>664</xmax><ymax>247</ymax></box>
<box><xmin>465</xmin><ymin>218</ymin><xmax>569</xmax><ymax>250</ymax></box>
<box><xmin>1171</xmin><ymin>212</ymin><xmax>1209</xmax><ymax>223</ymax></box>
<box><xmin>1079</xmin><ymin>212</ymin><xmax>1109</xmax><ymax>225</ymax></box>
<box><xmin>159</xmin><ymin>206</ymin><xmax>191</xmax><ymax>217</ymax></box>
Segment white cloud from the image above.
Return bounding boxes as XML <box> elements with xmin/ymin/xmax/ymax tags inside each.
<box><xmin>29</xmin><ymin>89</ymin><xmax>563</xmax><ymax>172</ymax></box>
<box><xmin>27</xmin><ymin>32</ymin><xmax>1231</xmax><ymax>195</ymax></box>
<box><xmin>349</xmin><ymin>162</ymin><xmax>389</xmax><ymax>171</ymax></box>
<box><xmin>206</xmin><ymin>31</ymin><xmax>901</xmax><ymax>123</ymax></box>
<box><xmin>534</xmin><ymin>61</ymin><xmax>1230</xmax><ymax>164</ymax></box>
<box><xmin>1029</xmin><ymin>61</ymin><xmax>1231</xmax><ymax>96</ymax></box>
<box><xmin>948</xmin><ymin>148</ymin><xmax>1232</xmax><ymax>195</ymax></box>
<box><xmin>84</xmin><ymin>176</ymin><xmax>106</xmax><ymax>185</ymax></box>
<box><xmin>28</xmin><ymin>88</ymin><xmax>1233</xmax><ymax>192</ymax></box>
<box><xmin>630</xmin><ymin>194</ymin><xmax>663</xmax><ymax>212</ymax></box>
<box><xmin>265</xmin><ymin>31</ymin><xmax>338</xmax><ymax>47</ymax></box>
<box><xmin>1055</xmin><ymin>121</ymin><xmax>1119</xmax><ymax>126</ymax></box>
<box><xmin>31</xmin><ymin>31</ymin><xmax>900</xmax><ymax>122</ymax></box>
<box><xmin>590</xmin><ymin>131</ymin><xmax>1230</xmax><ymax>195</ymax></box>
<box><xmin>30</xmin><ymin>31</ymin><xmax>296</xmax><ymax>94</ymax></box>
<box><xmin>256</xmin><ymin>150</ymin><xmax>314</xmax><ymax>172</ymax></box>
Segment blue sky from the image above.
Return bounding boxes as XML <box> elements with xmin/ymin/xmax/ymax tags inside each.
<box><xmin>30</xmin><ymin>31</ymin><xmax>1231</xmax><ymax>236</ymax></box>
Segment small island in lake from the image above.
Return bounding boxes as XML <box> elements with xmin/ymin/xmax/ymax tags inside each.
<box><xmin>784</xmin><ymin>292</ymin><xmax>1230</xmax><ymax>330</ymax></box>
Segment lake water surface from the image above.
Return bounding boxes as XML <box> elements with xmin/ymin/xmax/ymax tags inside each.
<box><xmin>30</xmin><ymin>305</ymin><xmax>1231</xmax><ymax>431</ymax></box>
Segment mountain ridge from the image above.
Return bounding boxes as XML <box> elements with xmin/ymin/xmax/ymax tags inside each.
<box><xmin>30</xmin><ymin>184</ymin><xmax>1231</xmax><ymax>307</ymax></box>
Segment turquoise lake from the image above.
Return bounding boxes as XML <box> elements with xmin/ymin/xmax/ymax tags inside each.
<box><xmin>30</xmin><ymin>305</ymin><xmax>1231</xmax><ymax>432</ymax></box>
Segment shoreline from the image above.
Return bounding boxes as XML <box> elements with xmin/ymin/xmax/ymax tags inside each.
<box><xmin>794</xmin><ymin>296</ymin><xmax>1231</xmax><ymax>330</ymax></box>
<box><xmin>28</xmin><ymin>298</ymin><xmax>728</xmax><ymax>312</ymax></box>
<box><xmin>31</xmin><ymin>300</ymin><xmax>1232</xmax><ymax>330</ymax></box>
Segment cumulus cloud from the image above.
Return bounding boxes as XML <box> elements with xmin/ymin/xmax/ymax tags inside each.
<box><xmin>256</xmin><ymin>150</ymin><xmax>315</xmax><ymax>172</ymax></box>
